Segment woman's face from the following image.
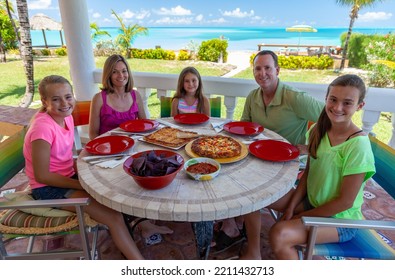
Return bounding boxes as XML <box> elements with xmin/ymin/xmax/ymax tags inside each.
<box><xmin>110</xmin><ymin>61</ymin><xmax>129</xmax><ymax>89</ymax></box>
<box><xmin>42</xmin><ymin>83</ymin><xmax>75</xmax><ymax>124</ymax></box>
<box><xmin>183</xmin><ymin>73</ymin><xmax>199</xmax><ymax>95</ymax></box>
<box><xmin>325</xmin><ymin>85</ymin><xmax>364</xmax><ymax>125</ymax></box>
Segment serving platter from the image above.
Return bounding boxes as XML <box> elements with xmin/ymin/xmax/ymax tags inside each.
<box><xmin>184</xmin><ymin>139</ymin><xmax>248</xmax><ymax>164</ymax></box>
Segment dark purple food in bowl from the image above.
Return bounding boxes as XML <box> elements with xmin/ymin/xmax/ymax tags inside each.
<box><xmin>123</xmin><ymin>150</ymin><xmax>184</xmax><ymax>190</ymax></box>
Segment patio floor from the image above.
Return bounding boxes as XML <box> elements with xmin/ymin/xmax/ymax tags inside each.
<box><xmin>1</xmin><ymin>172</ymin><xmax>394</xmax><ymax>260</ymax></box>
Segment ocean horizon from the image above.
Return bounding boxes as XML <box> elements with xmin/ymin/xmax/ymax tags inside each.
<box><xmin>31</xmin><ymin>26</ymin><xmax>395</xmax><ymax>52</ymax></box>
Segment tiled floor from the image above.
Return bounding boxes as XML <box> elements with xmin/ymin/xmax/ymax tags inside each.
<box><xmin>1</xmin><ymin>173</ymin><xmax>394</xmax><ymax>260</ymax></box>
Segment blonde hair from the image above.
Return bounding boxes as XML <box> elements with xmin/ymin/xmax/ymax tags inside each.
<box><xmin>101</xmin><ymin>54</ymin><xmax>134</xmax><ymax>94</ymax></box>
<box><xmin>308</xmin><ymin>74</ymin><xmax>366</xmax><ymax>159</ymax></box>
<box><xmin>38</xmin><ymin>75</ymin><xmax>73</xmax><ymax>112</ymax></box>
<box><xmin>172</xmin><ymin>66</ymin><xmax>205</xmax><ymax>113</ymax></box>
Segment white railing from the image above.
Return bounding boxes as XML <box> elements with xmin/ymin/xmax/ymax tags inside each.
<box><xmin>93</xmin><ymin>70</ymin><xmax>395</xmax><ymax>148</ymax></box>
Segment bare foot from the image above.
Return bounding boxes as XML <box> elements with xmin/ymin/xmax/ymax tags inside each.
<box><xmin>139</xmin><ymin>220</ymin><xmax>173</xmax><ymax>238</ymax></box>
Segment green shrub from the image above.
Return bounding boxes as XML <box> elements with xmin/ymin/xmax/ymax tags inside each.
<box><xmin>40</xmin><ymin>49</ymin><xmax>51</xmax><ymax>56</ymax></box>
<box><xmin>198</xmin><ymin>38</ymin><xmax>228</xmax><ymax>63</ymax></box>
<box><xmin>54</xmin><ymin>47</ymin><xmax>67</xmax><ymax>56</ymax></box>
<box><xmin>94</xmin><ymin>40</ymin><xmax>119</xmax><ymax>57</ymax></box>
<box><xmin>130</xmin><ymin>48</ymin><xmax>175</xmax><ymax>60</ymax></box>
<box><xmin>278</xmin><ymin>55</ymin><xmax>333</xmax><ymax>70</ymax></box>
<box><xmin>177</xmin><ymin>50</ymin><xmax>191</xmax><ymax>60</ymax></box>
<box><xmin>366</xmin><ymin>63</ymin><xmax>395</xmax><ymax>88</ymax></box>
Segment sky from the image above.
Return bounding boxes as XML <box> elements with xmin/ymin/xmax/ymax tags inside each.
<box><xmin>22</xmin><ymin>0</ymin><xmax>395</xmax><ymax>28</ymax></box>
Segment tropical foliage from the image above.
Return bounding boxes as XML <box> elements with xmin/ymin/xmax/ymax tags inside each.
<box><xmin>90</xmin><ymin>22</ymin><xmax>111</xmax><ymax>42</ymax></box>
<box><xmin>111</xmin><ymin>9</ymin><xmax>148</xmax><ymax>58</ymax></box>
<box><xmin>335</xmin><ymin>0</ymin><xmax>386</xmax><ymax>70</ymax></box>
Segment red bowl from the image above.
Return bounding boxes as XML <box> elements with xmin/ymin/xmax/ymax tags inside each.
<box><xmin>123</xmin><ymin>150</ymin><xmax>184</xmax><ymax>190</ymax></box>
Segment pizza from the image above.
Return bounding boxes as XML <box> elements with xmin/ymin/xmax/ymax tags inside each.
<box><xmin>191</xmin><ymin>135</ymin><xmax>242</xmax><ymax>158</ymax></box>
<box><xmin>143</xmin><ymin>127</ymin><xmax>198</xmax><ymax>148</ymax></box>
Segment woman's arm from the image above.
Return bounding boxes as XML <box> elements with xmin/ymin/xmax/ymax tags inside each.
<box><xmin>202</xmin><ymin>96</ymin><xmax>210</xmax><ymax>116</ymax></box>
<box><xmin>171</xmin><ymin>98</ymin><xmax>179</xmax><ymax>117</ymax></box>
<box><xmin>32</xmin><ymin>139</ymin><xmax>82</xmax><ymax>190</ymax></box>
<box><xmin>88</xmin><ymin>92</ymin><xmax>103</xmax><ymax>140</ymax></box>
<box><xmin>135</xmin><ymin>90</ymin><xmax>147</xmax><ymax>119</ymax></box>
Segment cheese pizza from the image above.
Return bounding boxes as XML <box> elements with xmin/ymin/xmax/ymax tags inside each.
<box><xmin>143</xmin><ymin>127</ymin><xmax>198</xmax><ymax>148</ymax></box>
<box><xmin>191</xmin><ymin>135</ymin><xmax>242</xmax><ymax>158</ymax></box>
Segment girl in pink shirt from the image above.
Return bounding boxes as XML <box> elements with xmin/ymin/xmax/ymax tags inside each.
<box><xmin>24</xmin><ymin>75</ymin><xmax>143</xmax><ymax>259</ymax></box>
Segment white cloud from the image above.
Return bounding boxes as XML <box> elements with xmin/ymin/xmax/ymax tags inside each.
<box><xmin>359</xmin><ymin>11</ymin><xmax>392</xmax><ymax>22</ymax></box>
<box><xmin>156</xmin><ymin>5</ymin><xmax>192</xmax><ymax>16</ymax></box>
<box><xmin>93</xmin><ymin>13</ymin><xmax>101</xmax><ymax>19</ymax></box>
<box><xmin>121</xmin><ymin>9</ymin><xmax>135</xmax><ymax>19</ymax></box>
<box><xmin>195</xmin><ymin>14</ymin><xmax>204</xmax><ymax>22</ymax></box>
<box><xmin>155</xmin><ymin>17</ymin><xmax>193</xmax><ymax>24</ymax></box>
<box><xmin>28</xmin><ymin>0</ymin><xmax>54</xmax><ymax>9</ymax></box>
<box><xmin>221</xmin><ymin>8</ymin><xmax>254</xmax><ymax>18</ymax></box>
<box><xmin>136</xmin><ymin>10</ymin><xmax>151</xmax><ymax>20</ymax></box>
<box><xmin>210</xmin><ymin>18</ymin><xmax>227</xmax><ymax>24</ymax></box>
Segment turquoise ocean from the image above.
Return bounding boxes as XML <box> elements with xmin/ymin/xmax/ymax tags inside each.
<box><xmin>30</xmin><ymin>26</ymin><xmax>395</xmax><ymax>51</ymax></box>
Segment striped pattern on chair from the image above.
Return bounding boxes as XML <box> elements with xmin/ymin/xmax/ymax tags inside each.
<box><xmin>313</xmin><ymin>228</ymin><xmax>395</xmax><ymax>260</ymax></box>
<box><xmin>160</xmin><ymin>96</ymin><xmax>222</xmax><ymax>118</ymax></box>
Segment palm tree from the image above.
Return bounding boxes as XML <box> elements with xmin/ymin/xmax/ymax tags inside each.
<box><xmin>335</xmin><ymin>0</ymin><xmax>385</xmax><ymax>70</ymax></box>
<box><xmin>15</xmin><ymin>0</ymin><xmax>34</xmax><ymax>107</ymax></box>
<box><xmin>111</xmin><ymin>9</ymin><xmax>148</xmax><ymax>58</ymax></box>
<box><xmin>90</xmin><ymin>22</ymin><xmax>111</xmax><ymax>42</ymax></box>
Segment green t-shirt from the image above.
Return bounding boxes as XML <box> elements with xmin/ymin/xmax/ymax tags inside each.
<box><xmin>307</xmin><ymin>133</ymin><xmax>376</xmax><ymax>220</ymax></box>
<box><xmin>241</xmin><ymin>81</ymin><xmax>324</xmax><ymax>145</ymax></box>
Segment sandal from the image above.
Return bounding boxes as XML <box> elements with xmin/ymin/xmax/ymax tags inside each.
<box><xmin>211</xmin><ymin>229</ymin><xmax>246</xmax><ymax>254</ymax></box>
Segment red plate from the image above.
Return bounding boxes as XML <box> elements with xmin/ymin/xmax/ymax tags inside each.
<box><xmin>85</xmin><ymin>135</ymin><xmax>134</xmax><ymax>155</ymax></box>
<box><xmin>249</xmin><ymin>140</ymin><xmax>299</xmax><ymax>162</ymax></box>
<box><xmin>174</xmin><ymin>113</ymin><xmax>209</xmax><ymax>125</ymax></box>
<box><xmin>223</xmin><ymin>121</ymin><xmax>264</xmax><ymax>136</ymax></box>
<box><xmin>119</xmin><ymin>119</ymin><xmax>159</xmax><ymax>132</ymax></box>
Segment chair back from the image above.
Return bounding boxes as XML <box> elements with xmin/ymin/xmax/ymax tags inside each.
<box><xmin>72</xmin><ymin>101</ymin><xmax>91</xmax><ymax>127</ymax></box>
<box><xmin>369</xmin><ymin>135</ymin><xmax>395</xmax><ymax>199</ymax></box>
<box><xmin>160</xmin><ymin>96</ymin><xmax>172</xmax><ymax>118</ymax></box>
<box><xmin>160</xmin><ymin>96</ymin><xmax>221</xmax><ymax>118</ymax></box>
<box><xmin>0</xmin><ymin>128</ymin><xmax>26</xmax><ymax>188</ymax></box>
<box><xmin>71</xmin><ymin>101</ymin><xmax>91</xmax><ymax>153</ymax></box>
<box><xmin>210</xmin><ymin>96</ymin><xmax>221</xmax><ymax>118</ymax></box>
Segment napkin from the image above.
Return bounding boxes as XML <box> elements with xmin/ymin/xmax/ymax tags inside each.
<box><xmin>156</xmin><ymin>119</ymin><xmax>182</xmax><ymax>129</ymax></box>
<box><xmin>95</xmin><ymin>156</ymin><xmax>128</xmax><ymax>169</ymax></box>
<box><xmin>211</xmin><ymin>119</ymin><xmax>231</xmax><ymax>133</ymax></box>
<box><xmin>241</xmin><ymin>133</ymin><xmax>270</xmax><ymax>145</ymax></box>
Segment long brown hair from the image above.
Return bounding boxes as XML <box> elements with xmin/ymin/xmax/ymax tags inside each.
<box><xmin>101</xmin><ymin>54</ymin><xmax>134</xmax><ymax>94</ymax></box>
<box><xmin>308</xmin><ymin>74</ymin><xmax>366</xmax><ymax>159</ymax></box>
<box><xmin>38</xmin><ymin>75</ymin><xmax>73</xmax><ymax>113</ymax></box>
<box><xmin>172</xmin><ymin>66</ymin><xmax>205</xmax><ymax>113</ymax></box>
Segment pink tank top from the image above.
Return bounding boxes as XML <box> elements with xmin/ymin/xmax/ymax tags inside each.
<box><xmin>99</xmin><ymin>90</ymin><xmax>139</xmax><ymax>135</ymax></box>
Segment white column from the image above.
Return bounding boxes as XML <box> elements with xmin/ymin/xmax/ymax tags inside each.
<box><xmin>389</xmin><ymin>113</ymin><xmax>395</xmax><ymax>148</ymax></box>
<box><xmin>58</xmin><ymin>0</ymin><xmax>98</xmax><ymax>101</ymax></box>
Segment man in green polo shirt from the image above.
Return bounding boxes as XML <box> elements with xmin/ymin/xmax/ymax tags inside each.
<box><xmin>213</xmin><ymin>50</ymin><xmax>324</xmax><ymax>259</ymax></box>
<box><xmin>241</xmin><ymin>50</ymin><xmax>324</xmax><ymax>145</ymax></box>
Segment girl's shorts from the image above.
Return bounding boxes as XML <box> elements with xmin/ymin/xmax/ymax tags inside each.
<box><xmin>302</xmin><ymin>196</ymin><xmax>358</xmax><ymax>243</ymax></box>
<box><xmin>31</xmin><ymin>174</ymin><xmax>77</xmax><ymax>200</ymax></box>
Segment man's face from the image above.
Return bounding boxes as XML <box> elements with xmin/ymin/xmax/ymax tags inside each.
<box><xmin>253</xmin><ymin>54</ymin><xmax>280</xmax><ymax>91</ymax></box>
